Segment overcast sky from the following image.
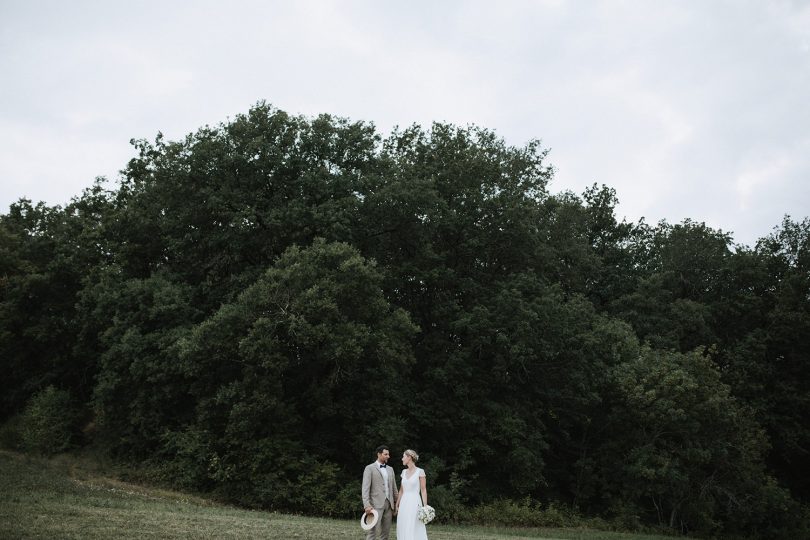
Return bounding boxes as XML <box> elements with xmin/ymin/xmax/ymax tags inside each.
<box><xmin>2</xmin><ymin>0</ymin><xmax>808</xmax><ymax>247</ymax></box>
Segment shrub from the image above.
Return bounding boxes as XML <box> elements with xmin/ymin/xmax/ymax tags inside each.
<box><xmin>605</xmin><ymin>500</ymin><xmax>644</xmax><ymax>531</ymax></box>
<box><xmin>724</xmin><ymin>476</ymin><xmax>810</xmax><ymax>540</ymax></box>
<box><xmin>464</xmin><ymin>498</ymin><xmax>584</xmax><ymax>528</ymax></box>
<box><xmin>0</xmin><ymin>414</ymin><xmax>24</xmax><ymax>450</ymax></box>
<box><xmin>155</xmin><ymin>427</ymin><xmax>214</xmax><ymax>491</ymax></box>
<box><xmin>285</xmin><ymin>459</ymin><xmax>345</xmax><ymax>515</ymax></box>
<box><xmin>428</xmin><ymin>484</ymin><xmax>466</xmax><ymax>523</ymax></box>
<box><xmin>325</xmin><ymin>479</ymin><xmax>360</xmax><ymax>518</ymax></box>
<box><xmin>21</xmin><ymin>386</ymin><xmax>78</xmax><ymax>455</ymax></box>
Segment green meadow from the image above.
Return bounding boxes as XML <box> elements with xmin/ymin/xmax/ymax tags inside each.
<box><xmin>0</xmin><ymin>450</ymin><xmax>679</xmax><ymax>540</ymax></box>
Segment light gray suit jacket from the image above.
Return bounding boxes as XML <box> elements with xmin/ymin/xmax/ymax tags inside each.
<box><xmin>362</xmin><ymin>462</ymin><xmax>398</xmax><ymax>509</ymax></box>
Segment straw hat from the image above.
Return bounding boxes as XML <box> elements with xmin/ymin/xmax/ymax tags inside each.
<box><xmin>360</xmin><ymin>509</ymin><xmax>379</xmax><ymax>530</ymax></box>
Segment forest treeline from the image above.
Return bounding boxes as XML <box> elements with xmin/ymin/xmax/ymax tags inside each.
<box><xmin>1</xmin><ymin>103</ymin><xmax>808</xmax><ymax>538</ymax></box>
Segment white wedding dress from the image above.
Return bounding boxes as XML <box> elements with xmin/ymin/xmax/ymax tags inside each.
<box><xmin>396</xmin><ymin>467</ymin><xmax>428</xmax><ymax>540</ymax></box>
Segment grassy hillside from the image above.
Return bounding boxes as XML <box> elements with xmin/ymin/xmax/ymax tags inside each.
<box><xmin>0</xmin><ymin>450</ymin><xmax>679</xmax><ymax>540</ymax></box>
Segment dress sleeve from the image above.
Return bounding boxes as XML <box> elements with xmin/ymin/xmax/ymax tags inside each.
<box><xmin>419</xmin><ymin>468</ymin><xmax>426</xmax><ymax>477</ymax></box>
<box><xmin>401</xmin><ymin>469</ymin><xmax>406</xmax><ymax>478</ymax></box>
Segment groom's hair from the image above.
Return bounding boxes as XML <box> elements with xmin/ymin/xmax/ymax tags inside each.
<box><xmin>375</xmin><ymin>445</ymin><xmax>389</xmax><ymax>455</ymax></box>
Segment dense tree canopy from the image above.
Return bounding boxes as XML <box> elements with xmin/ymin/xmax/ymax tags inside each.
<box><xmin>1</xmin><ymin>102</ymin><xmax>808</xmax><ymax>537</ymax></box>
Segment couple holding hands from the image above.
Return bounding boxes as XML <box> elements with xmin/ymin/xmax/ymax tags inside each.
<box><xmin>361</xmin><ymin>445</ymin><xmax>429</xmax><ymax>540</ymax></box>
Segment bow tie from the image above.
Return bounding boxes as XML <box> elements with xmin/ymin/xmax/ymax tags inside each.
<box><xmin>379</xmin><ymin>464</ymin><xmax>387</xmax><ymax>468</ymax></box>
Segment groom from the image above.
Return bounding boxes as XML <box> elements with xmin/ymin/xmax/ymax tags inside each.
<box><xmin>361</xmin><ymin>445</ymin><xmax>398</xmax><ymax>540</ymax></box>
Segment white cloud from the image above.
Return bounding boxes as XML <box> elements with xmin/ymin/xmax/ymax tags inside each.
<box><xmin>0</xmin><ymin>120</ymin><xmax>130</xmax><ymax>207</ymax></box>
<box><xmin>736</xmin><ymin>152</ymin><xmax>792</xmax><ymax>213</ymax></box>
<box><xmin>1</xmin><ymin>0</ymin><xmax>808</xmax><ymax>245</ymax></box>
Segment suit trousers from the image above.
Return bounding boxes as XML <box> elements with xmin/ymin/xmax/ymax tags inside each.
<box><xmin>366</xmin><ymin>499</ymin><xmax>393</xmax><ymax>540</ymax></box>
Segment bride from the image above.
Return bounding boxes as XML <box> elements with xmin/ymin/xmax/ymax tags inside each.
<box><xmin>395</xmin><ymin>449</ymin><xmax>429</xmax><ymax>540</ymax></box>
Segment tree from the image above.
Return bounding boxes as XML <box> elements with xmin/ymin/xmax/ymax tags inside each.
<box><xmin>86</xmin><ymin>270</ymin><xmax>200</xmax><ymax>454</ymax></box>
<box><xmin>0</xmin><ymin>182</ymin><xmax>114</xmax><ymax>419</ymax></box>
<box><xmin>21</xmin><ymin>386</ymin><xmax>79</xmax><ymax>455</ymax></box>
<box><xmin>2</xmin><ymin>102</ymin><xmax>808</xmax><ymax>533</ymax></box>
<box><xmin>609</xmin><ymin>220</ymin><xmax>733</xmax><ymax>351</ymax></box>
<box><xmin>746</xmin><ymin>217</ymin><xmax>810</xmax><ymax>500</ymax></box>
<box><xmin>595</xmin><ymin>348</ymin><xmax>794</xmax><ymax>536</ymax></box>
<box><xmin>113</xmin><ymin>103</ymin><xmax>379</xmax><ymax>312</ymax></box>
<box><xmin>166</xmin><ymin>240</ymin><xmax>417</xmax><ymax>508</ymax></box>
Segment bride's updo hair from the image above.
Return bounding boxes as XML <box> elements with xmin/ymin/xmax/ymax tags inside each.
<box><xmin>404</xmin><ymin>449</ymin><xmax>419</xmax><ymax>463</ymax></box>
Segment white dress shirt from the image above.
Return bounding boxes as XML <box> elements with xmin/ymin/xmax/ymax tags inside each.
<box><xmin>377</xmin><ymin>460</ymin><xmax>389</xmax><ymax>495</ymax></box>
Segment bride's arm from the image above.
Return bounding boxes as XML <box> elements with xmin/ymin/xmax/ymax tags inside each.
<box><xmin>420</xmin><ymin>475</ymin><xmax>428</xmax><ymax>506</ymax></box>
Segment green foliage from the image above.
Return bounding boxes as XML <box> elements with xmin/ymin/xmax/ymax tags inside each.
<box><xmin>2</xmin><ymin>102</ymin><xmax>809</xmax><ymax>536</ymax></box>
<box><xmin>152</xmin><ymin>426</ymin><xmax>213</xmax><ymax>491</ymax></box>
<box><xmin>462</xmin><ymin>498</ymin><xmax>588</xmax><ymax>529</ymax></box>
<box><xmin>284</xmin><ymin>459</ymin><xmax>355</xmax><ymax>516</ymax></box>
<box><xmin>114</xmin><ymin>104</ymin><xmax>378</xmax><ymax>311</ymax></box>
<box><xmin>0</xmin><ymin>183</ymin><xmax>114</xmax><ymax>418</ymax></box>
<box><xmin>594</xmin><ymin>348</ymin><xmax>789</xmax><ymax>536</ymax></box>
<box><xmin>608</xmin><ymin>220</ymin><xmax>732</xmax><ymax>351</ymax></box>
<box><xmin>86</xmin><ymin>272</ymin><xmax>201</xmax><ymax>454</ymax></box>
<box><xmin>21</xmin><ymin>386</ymin><xmax>79</xmax><ymax>455</ymax></box>
<box><xmin>747</xmin><ymin>216</ymin><xmax>810</xmax><ymax>500</ymax></box>
<box><xmin>0</xmin><ymin>414</ymin><xmax>24</xmax><ymax>450</ymax></box>
<box><xmin>160</xmin><ymin>239</ymin><xmax>417</xmax><ymax>509</ymax></box>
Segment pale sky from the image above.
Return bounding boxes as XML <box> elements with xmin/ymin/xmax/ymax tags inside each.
<box><xmin>2</xmin><ymin>0</ymin><xmax>809</xmax><ymax>247</ymax></box>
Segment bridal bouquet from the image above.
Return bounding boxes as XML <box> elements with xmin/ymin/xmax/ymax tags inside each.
<box><xmin>417</xmin><ymin>504</ymin><xmax>435</xmax><ymax>524</ymax></box>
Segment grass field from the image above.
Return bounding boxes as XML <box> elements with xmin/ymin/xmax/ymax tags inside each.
<box><xmin>0</xmin><ymin>450</ymin><xmax>680</xmax><ymax>540</ymax></box>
